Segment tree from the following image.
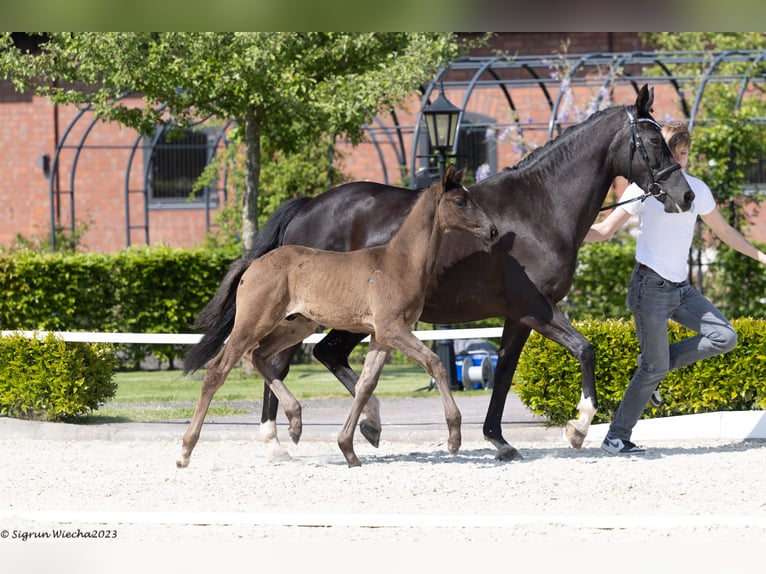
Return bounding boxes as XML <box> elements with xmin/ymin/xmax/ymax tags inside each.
<box><xmin>1</xmin><ymin>32</ymin><xmax>465</xmax><ymax>251</ymax></box>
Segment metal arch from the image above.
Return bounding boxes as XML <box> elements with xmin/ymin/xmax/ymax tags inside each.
<box><xmin>363</xmin><ymin>109</ymin><xmax>409</xmax><ymax>185</ymax></box>
<box><xmin>391</xmin><ymin>50</ymin><xmax>766</xmax><ymax>190</ymax></box>
<box><xmin>49</xmin><ymin>103</ymin><xmax>92</xmax><ymax>249</ymax></box>
<box><xmin>734</xmin><ymin>51</ymin><xmax>766</xmax><ymax>111</ymax></box>
<box><xmin>688</xmin><ymin>50</ymin><xmax>752</xmax><ymax>134</ymax></box>
<box><xmin>547</xmin><ymin>52</ymin><xmax>611</xmax><ymax>139</ymax></box>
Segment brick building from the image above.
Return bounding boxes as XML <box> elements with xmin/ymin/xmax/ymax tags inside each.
<box><xmin>2</xmin><ymin>33</ymin><xmax>764</xmax><ymax>252</ymax></box>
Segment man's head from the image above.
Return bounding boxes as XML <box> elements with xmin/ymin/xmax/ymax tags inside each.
<box><xmin>661</xmin><ymin>121</ymin><xmax>691</xmax><ymax>169</ymax></box>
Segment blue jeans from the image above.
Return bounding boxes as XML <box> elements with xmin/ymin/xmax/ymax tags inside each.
<box><xmin>608</xmin><ymin>264</ymin><xmax>738</xmax><ymax>441</ymax></box>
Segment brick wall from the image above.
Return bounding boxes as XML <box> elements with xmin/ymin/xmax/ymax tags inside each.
<box><xmin>0</xmin><ymin>86</ymin><xmax>224</xmax><ymax>252</ymax></box>
<box><xmin>2</xmin><ymin>33</ymin><xmax>765</xmax><ymax>251</ymax></box>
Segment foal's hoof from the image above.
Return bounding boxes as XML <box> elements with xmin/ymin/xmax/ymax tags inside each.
<box><xmin>289</xmin><ymin>430</ymin><xmax>301</xmax><ymax>445</ymax></box>
<box><xmin>447</xmin><ymin>437</ymin><xmax>461</xmax><ymax>455</ymax></box>
<box><xmin>346</xmin><ymin>457</ymin><xmax>362</xmax><ymax>469</ymax></box>
<box><xmin>359</xmin><ymin>420</ymin><xmax>381</xmax><ymax>448</ymax></box>
<box><xmin>495</xmin><ymin>444</ymin><xmax>523</xmax><ymax>461</ymax></box>
<box><xmin>565</xmin><ymin>420</ymin><xmax>587</xmax><ymax>451</ymax></box>
<box><xmin>176</xmin><ymin>458</ymin><xmax>189</xmax><ymax>469</ymax></box>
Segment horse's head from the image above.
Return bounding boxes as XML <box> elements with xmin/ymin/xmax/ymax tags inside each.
<box><xmin>622</xmin><ymin>84</ymin><xmax>695</xmax><ymax>213</ymax></box>
<box><xmin>437</xmin><ymin>164</ymin><xmax>498</xmax><ymax>245</ymax></box>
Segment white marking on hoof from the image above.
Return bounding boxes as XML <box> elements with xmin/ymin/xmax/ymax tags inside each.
<box><xmin>259</xmin><ymin>420</ymin><xmax>278</xmax><ymax>443</ymax></box>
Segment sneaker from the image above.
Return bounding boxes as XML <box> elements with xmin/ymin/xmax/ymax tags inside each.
<box><xmin>601</xmin><ymin>435</ymin><xmax>645</xmax><ymax>455</ymax></box>
<box><xmin>649</xmin><ymin>388</ymin><xmax>663</xmax><ymax>408</ymax></box>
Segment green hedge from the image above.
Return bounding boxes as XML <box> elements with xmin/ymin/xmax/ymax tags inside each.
<box><xmin>0</xmin><ymin>333</ymin><xmax>118</xmax><ymax>421</ymax></box>
<box><xmin>564</xmin><ymin>239</ymin><xmax>766</xmax><ymax>321</ymax></box>
<box><xmin>0</xmin><ymin>246</ymin><xmax>238</xmax><ymax>366</ymax></box>
<box><xmin>515</xmin><ymin>318</ymin><xmax>766</xmax><ymax>425</ymax></box>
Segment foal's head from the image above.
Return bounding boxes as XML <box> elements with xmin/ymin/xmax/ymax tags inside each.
<box><xmin>435</xmin><ymin>165</ymin><xmax>498</xmax><ymax>245</ymax></box>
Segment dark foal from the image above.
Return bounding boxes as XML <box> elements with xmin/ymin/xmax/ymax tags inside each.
<box><xmin>179</xmin><ymin>166</ymin><xmax>498</xmax><ymax>467</ymax></box>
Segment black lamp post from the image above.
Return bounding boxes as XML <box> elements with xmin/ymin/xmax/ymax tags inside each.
<box><xmin>420</xmin><ymin>84</ymin><xmax>462</xmax><ymax>391</ymax></box>
<box><xmin>422</xmin><ymin>83</ymin><xmax>461</xmax><ymax>177</ymax></box>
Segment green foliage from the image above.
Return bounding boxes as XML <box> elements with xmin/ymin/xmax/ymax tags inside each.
<box><xmin>110</xmin><ymin>246</ymin><xmax>238</xmax><ymax>367</ymax></box>
<box><xmin>705</xmin><ymin>242</ymin><xmax>766</xmax><ymax>320</ymax></box>
<box><xmin>0</xmin><ymin>247</ymin><xmax>238</xmax><ymax>367</ymax></box>
<box><xmin>0</xmin><ymin>333</ymin><xmax>118</xmax><ymax>421</ymax></box>
<box><xmin>565</xmin><ymin>239</ymin><xmax>636</xmax><ymax>320</ymax></box>
<box><xmin>0</xmin><ymin>251</ymin><xmax>116</xmax><ymax>331</ymax></box>
<box><xmin>515</xmin><ymin>318</ymin><xmax>766</xmax><ymax>425</ymax></box>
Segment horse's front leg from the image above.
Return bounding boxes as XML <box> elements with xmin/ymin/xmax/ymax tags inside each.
<box><xmin>483</xmin><ymin>320</ymin><xmax>528</xmax><ymax>461</ymax></box>
<box><xmin>314</xmin><ymin>330</ymin><xmax>382</xmax><ymax>447</ymax></box>
<box><xmin>251</xmin><ymin>327</ymin><xmax>315</xmax><ymax>447</ymax></box>
<box><xmin>337</xmin><ymin>341</ymin><xmax>389</xmax><ymax>468</ymax></box>
<box><xmin>525</xmin><ymin>310</ymin><xmax>598</xmax><ymax>450</ymax></box>
<box><xmin>379</xmin><ymin>328</ymin><xmax>461</xmax><ymax>455</ymax></box>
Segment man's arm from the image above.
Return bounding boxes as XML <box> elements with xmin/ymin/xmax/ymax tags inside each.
<box><xmin>701</xmin><ymin>208</ymin><xmax>766</xmax><ymax>265</ymax></box>
<box><xmin>584</xmin><ymin>207</ymin><xmax>632</xmax><ymax>243</ymax></box>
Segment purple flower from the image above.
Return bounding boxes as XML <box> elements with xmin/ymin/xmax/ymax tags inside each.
<box><xmin>475</xmin><ymin>163</ymin><xmax>491</xmax><ymax>182</ymax></box>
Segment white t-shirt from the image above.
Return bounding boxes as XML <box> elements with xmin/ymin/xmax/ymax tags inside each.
<box><xmin>620</xmin><ymin>172</ymin><xmax>717</xmax><ymax>282</ymax></box>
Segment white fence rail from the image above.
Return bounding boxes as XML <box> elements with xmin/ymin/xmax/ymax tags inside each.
<box><xmin>1</xmin><ymin>327</ymin><xmax>504</xmax><ymax>345</ymax></box>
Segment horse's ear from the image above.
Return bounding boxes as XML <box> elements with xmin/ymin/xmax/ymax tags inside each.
<box><xmin>636</xmin><ymin>84</ymin><xmax>654</xmax><ymax>116</ymax></box>
<box><xmin>442</xmin><ymin>164</ymin><xmax>455</xmax><ymax>187</ymax></box>
<box><xmin>454</xmin><ymin>168</ymin><xmax>466</xmax><ymax>184</ymax></box>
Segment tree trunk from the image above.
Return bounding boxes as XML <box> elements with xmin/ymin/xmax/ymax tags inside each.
<box><xmin>242</xmin><ymin>105</ymin><xmax>262</xmax><ymax>253</ymax></box>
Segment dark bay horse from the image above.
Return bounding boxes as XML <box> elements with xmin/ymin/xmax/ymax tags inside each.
<box><xmin>186</xmin><ymin>85</ymin><xmax>694</xmax><ymax>461</ymax></box>
<box><xmin>179</xmin><ymin>166</ymin><xmax>498</xmax><ymax>467</ymax></box>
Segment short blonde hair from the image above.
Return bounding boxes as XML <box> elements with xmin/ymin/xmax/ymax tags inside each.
<box><xmin>661</xmin><ymin>121</ymin><xmax>691</xmax><ymax>155</ymax></box>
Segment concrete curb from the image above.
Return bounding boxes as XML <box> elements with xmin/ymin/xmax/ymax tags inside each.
<box><xmin>1</xmin><ymin>408</ymin><xmax>764</xmax><ymax>444</ymax></box>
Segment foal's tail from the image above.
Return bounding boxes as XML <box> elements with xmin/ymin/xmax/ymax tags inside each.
<box><xmin>183</xmin><ymin>197</ymin><xmax>311</xmax><ymax>375</ymax></box>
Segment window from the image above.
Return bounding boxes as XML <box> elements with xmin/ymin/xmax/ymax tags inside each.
<box><xmin>145</xmin><ymin>127</ymin><xmax>217</xmax><ymax>208</ymax></box>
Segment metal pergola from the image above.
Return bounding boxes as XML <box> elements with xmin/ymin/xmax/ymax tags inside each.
<box><xmin>49</xmin><ymin>50</ymin><xmax>766</xmax><ymax>249</ymax></box>
<box><xmin>360</xmin><ymin>50</ymin><xmax>766</xmax><ymax>187</ymax></box>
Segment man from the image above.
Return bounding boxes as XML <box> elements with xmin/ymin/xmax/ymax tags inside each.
<box><xmin>585</xmin><ymin>121</ymin><xmax>766</xmax><ymax>455</ymax></box>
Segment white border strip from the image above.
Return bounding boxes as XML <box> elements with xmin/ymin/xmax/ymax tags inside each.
<box><xmin>3</xmin><ymin>509</ymin><xmax>766</xmax><ymax>530</ymax></box>
<box><xmin>1</xmin><ymin>327</ymin><xmax>504</xmax><ymax>346</ymax></box>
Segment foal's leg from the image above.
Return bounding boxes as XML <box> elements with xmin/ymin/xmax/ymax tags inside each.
<box><xmin>337</xmin><ymin>340</ymin><xmax>390</xmax><ymax>468</ymax></box>
<box><xmin>313</xmin><ymin>330</ymin><xmax>382</xmax><ymax>447</ymax></box>
<box><xmin>377</xmin><ymin>326</ymin><xmax>462</xmax><ymax>455</ymax></box>
<box><xmin>177</xmin><ymin>340</ymin><xmax>251</xmax><ymax>468</ymax></box>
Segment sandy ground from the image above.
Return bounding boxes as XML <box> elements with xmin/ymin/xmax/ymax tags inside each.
<box><xmin>1</xmin><ymin>396</ymin><xmax>765</xmax><ymax>572</ymax></box>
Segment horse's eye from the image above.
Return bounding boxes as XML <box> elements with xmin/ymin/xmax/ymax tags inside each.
<box><xmin>454</xmin><ymin>197</ymin><xmax>467</xmax><ymax>208</ymax></box>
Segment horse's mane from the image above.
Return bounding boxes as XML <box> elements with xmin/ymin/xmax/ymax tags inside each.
<box><xmin>506</xmin><ymin>105</ymin><xmax>618</xmax><ymax>174</ymax></box>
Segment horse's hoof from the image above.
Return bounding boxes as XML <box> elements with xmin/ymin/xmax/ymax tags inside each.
<box><xmin>289</xmin><ymin>431</ymin><xmax>301</xmax><ymax>445</ymax></box>
<box><xmin>448</xmin><ymin>439</ymin><xmax>461</xmax><ymax>455</ymax></box>
<box><xmin>346</xmin><ymin>458</ymin><xmax>362</xmax><ymax>468</ymax></box>
<box><xmin>565</xmin><ymin>420</ymin><xmax>587</xmax><ymax>450</ymax></box>
<box><xmin>176</xmin><ymin>458</ymin><xmax>189</xmax><ymax>469</ymax></box>
<box><xmin>359</xmin><ymin>420</ymin><xmax>381</xmax><ymax>448</ymax></box>
<box><xmin>495</xmin><ymin>445</ymin><xmax>523</xmax><ymax>461</ymax></box>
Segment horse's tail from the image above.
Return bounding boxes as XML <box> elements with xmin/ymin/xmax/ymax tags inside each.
<box><xmin>183</xmin><ymin>197</ymin><xmax>311</xmax><ymax>375</ymax></box>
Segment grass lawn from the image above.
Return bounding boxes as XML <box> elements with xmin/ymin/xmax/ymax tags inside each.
<box><xmin>89</xmin><ymin>362</ymin><xmax>489</xmax><ymax>423</ymax></box>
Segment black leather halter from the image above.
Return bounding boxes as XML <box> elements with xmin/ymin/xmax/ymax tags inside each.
<box><xmin>600</xmin><ymin>107</ymin><xmax>682</xmax><ymax>212</ymax></box>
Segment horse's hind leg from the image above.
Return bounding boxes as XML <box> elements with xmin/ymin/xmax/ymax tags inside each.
<box><xmin>337</xmin><ymin>341</ymin><xmax>389</xmax><ymax>467</ymax></box>
<box><xmin>313</xmin><ymin>330</ymin><xmax>382</xmax><ymax>448</ymax></box>
<box><xmin>177</xmin><ymin>346</ymin><xmax>242</xmax><ymax>468</ymax></box>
